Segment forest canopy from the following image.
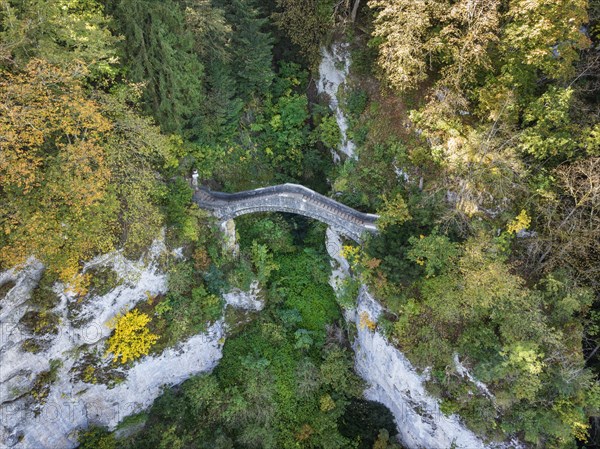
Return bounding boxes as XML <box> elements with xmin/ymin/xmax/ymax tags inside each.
<box><xmin>1</xmin><ymin>0</ymin><xmax>600</xmax><ymax>448</ymax></box>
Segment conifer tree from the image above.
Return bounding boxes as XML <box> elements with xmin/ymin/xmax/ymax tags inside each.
<box><xmin>110</xmin><ymin>0</ymin><xmax>204</xmax><ymax>134</ymax></box>
<box><xmin>215</xmin><ymin>0</ymin><xmax>274</xmax><ymax>100</ymax></box>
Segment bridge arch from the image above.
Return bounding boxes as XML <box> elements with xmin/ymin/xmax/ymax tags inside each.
<box><xmin>193</xmin><ymin>183</ymin><xmax>379</xmax><ymax>243</ymax></box>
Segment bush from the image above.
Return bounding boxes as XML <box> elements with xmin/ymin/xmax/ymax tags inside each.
<box><xmin>78</xmin><ymin>426</ymin><xmax>117</xmax><ymax>449</ymax></box>
<box><xmin>237</xmin><ymin>215</ymin><xmax>295</xmax><ymax>254</ymax></box>
<box><xmin>345</xmin><ymin>89</ymin><xmax>369</xmax><ymax>118</ymax></box>
<box><xmin>191</xmin><ymin>286</ymin><xmax>223</xmax><ymax>323</ymax></box>
<box><xmin>0</xmin><ymin>280</ymin><xmax>16</xmax><ymax>300</ymax></box>
<box><xmin>106</xmin><ymin>310</ymin><xmax>159</xmax><ymax>364</ymax></box>
<box><xmin>86</xmin><ymin>266</ymin><xmax>120</xmax><ymax>297</ymax></box>
<box><xmin>29</xmin><ymin>271</ymin><xmax>59</xmax><ymax>309</ymax></box>
<box><xmin>164</xmin><ymin>177</ymin><xmax>193</xmax><ymax>229</ymax></box>
<box><xmin>30</xmin><ymin>359</ymin><xmax>62</xmax><ymax>406</ymax></box>
<box><xmin>251</xmin><ymin>241</ymin><xmax>279</xmax><ymax>283</ymax></box>
<box><xmin>19</xmin><ymin>310</ymin><xmax>59</xmax><ymax>335</ymax></box>
<box><xmin>167</xmin><ymin>261</ymin><xmax>195</xmax><ymax>295</ymax></box>
<box><xmin>21</xmin><ymin>338</ymin><xmax>43</xmax><ymax>354</ymax></box>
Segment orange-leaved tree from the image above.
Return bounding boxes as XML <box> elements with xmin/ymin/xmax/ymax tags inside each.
<box><xmin>0</xmin><ymin>59</ymin><xmax>117</xmax><ymax>292</ymax></box>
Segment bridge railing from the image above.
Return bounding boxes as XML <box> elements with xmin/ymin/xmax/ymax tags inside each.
<box><xmin>196</xmin><ymin>183</ymin><xmax>379</xmax><ymax>227</ymax></box>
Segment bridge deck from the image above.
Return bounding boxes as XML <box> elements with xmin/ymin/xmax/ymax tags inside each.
<box><xmin>193</xmin><ymin>183</ymin><xmax>379</xmax><ymax>242</ymax></box>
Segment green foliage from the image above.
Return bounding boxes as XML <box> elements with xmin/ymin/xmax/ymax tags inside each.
<box><xmin>21</xmin><ymin>338</ymin><xmax>43</xmax><ymax>354</ymax></box>
<box><xmin>294</xmin><ymin>328</ymin><xmax>315</xmax><ymax>351</ymax></box>
<box><xmin>251</xmin><ymin>241</ymin><xmax>279</xmax><ymax>283</ymax></box>
<box><xmin>185</xmin><ymin>1</ymin><xmax>242</xmax><ymax>143</ymax></box>
<box><xmin>237</xmin><ymin>215</ymin><xmax>296</xmax><ymax>253</ymax></box>
<box><xmin>144</xmin><ymin>258</ymin><xmax>225</xmax><ymax>352</ymax></box>
<box><xmin>3</xmin><ymin>0</ymin><xmax>599</xmax><ymax>446</ymax></box>
<box><xmin>164</xmin><ymin>178</ymin><xmax>194</xmax><ymax>238</ymax></box>
<box><xmin>99</xmin><ymin>86</ymin><xmax>178</xmax><ymax>257</ymax></box>
<box><xmin>216</xmin><ymin>0</ymin><xmax>274</xmax><ymax>99</ymax></box>
<box><xmin>339</xmin><ymin>400</ymin><xmax>400</xmax><ymax>449</ymax></box>
<box><xmin>498</xmin><ymin>342</ymin><xmax>544</xmax><ymax>401</ymax></box>
<box><xmin>502</xmin><ymin>0</ymin><xmax>590</xmax><ymax>81</ymax></box>
<box><xmin>114</xmin><ymin>231</ymin><xmax>388</xmax><ymax>449</ymax></box>
<box><xmin>20</xmin><ymin>310</ymin><xmax>60</xmax><ymax>336</ymax></box>
<box><xmin>110</xmin><ymin>0</ymin><xmax>204</xmax><ymax>134</ymax></box>
<box><xmin>334</xmin><ymin>140</ymin><xmax>411</xmax><ymax>209</ymax></box>
<box><xmin>345</xmin><ymin>89</ymin><xmax>369</xmax><ymax>118</ymax></box>
<box><xmin>406</xmin><ymin>231</ymin><xmax>460</xmax><ymax>277</ymax></box>
<box><xmin>78</xmin><ymin>426</ymin><xmax>117</xmax><ymax>449</ymax></box>
<box><xmin>0</xmin><ymin>0</ymin><xmax>120</xmax><ymax>76</ymax></box>
<box><xmin>29</xmin><ymin>271</ymin><xmax>59</xmax><ymax>310</ymax></box>
<box><xmin>272</xmin><ymin>252</ymin><xmax>339</xmax><ymax>341</ymax></box>
<box><xmin>166</xmin><ymin>261</ymin><xmax>196</xmax><ymax>296</ymax></box>
<box><xmin>361</xmin><ymin>3</ymin><xmax>600</xmax><ymax>442</ymax></box>
<box><xmin>191</xmin><ymin>286</ymin><xmax>223</xmax><ymax>323</ymax></box>
<box><xmin>385</xmin><ymin>232</ymin><xmax>599</xmax><ymax>445</ymax></box>
<box><xmin>336</xmin><ymin>278</ymin><xmax>360</xmax><ymax>310</ymax></box>
<box><xmin>30</xmin><ymin>359</ymin><xmax>62</xmax><ymax>406</ymax></box>
<box><xmin>377</xmin><ymin>193</ymin><xmax>412</xmax><ymax>231</ymax></box>
<box><xmin>256</xmin><ymin>92</ymin><xmax>310</xmax><ymax>176</ymax></box>
<box><xmin>520</xmin><ymin>87</ymin><xmax>579</xmax><ymax>160</ymax></box>
<box><xmin>273</xmin><ymin>0</ymin><xmax>336</xmax><ymax>66</ymax></box>
<box><xmin>312</xmin><ymin>114</ymin><xmax>342</xmax><ymax>150</ymax></box>
<box><xmin>86</xmin><ymin>266</ymin><xmax>120</xmax><ymax>297</ymax></box>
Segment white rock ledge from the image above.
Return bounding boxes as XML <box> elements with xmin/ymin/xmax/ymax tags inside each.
<box><xmin>223</xmin><ymin>281</ymin><xmax>263</xmax><ymax>311</ymax></box>
<box><xmin>353</xmin><ymin>288</ymin><xmax>486</xmax><ymax>449</ymax></box>
<box><xmin>0</xmin><ymin>240</ymin><xmax>227</xmax><ymax>449</ymax></box>
<box><xmin>325</xmin><ymin>227</ymin><xmax>520</xmax><ymax>449</ymax></box>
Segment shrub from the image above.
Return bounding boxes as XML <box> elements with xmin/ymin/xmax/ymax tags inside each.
<box><xmin>29</xmin><ymin>271</ymin><xmax>59</xmax><ymax>309</ymax></box>
<box><xmin>0</xmin><ymin>280</ymin><xmax>16</xmax><ymax>300</ymax></box>
<box><xmin>21</xmin><ymin>338</ymin><xmax>43</xmax><ymax>353</ymax></box>
<box><xmin>31</xmin><ymin>359</ymin><xmax>62</xmax><ymax>406</ymax></box>
<box><xmin>377</xmin><ymin>193</ymin><xmax>412</xmax><ymax>231</ymax></box>
<box><xmin>20</xmin><ymin>310</ymin><xmax>60</xmax><ymax>335</ymax></box>
<box><xmin>78</xmin><ymin>426</ymin><xmax>117</xmax><ymax>449</ymax></box>
<box><xmin>106</xmin><ymin>310</ymin><xmax>159</xmax><ymax>364</ymax></box>
<box><xmin>345</xmin><ymin>89</ymin><xmax>369</xmax><ymax>118</ymax></box>
<box><xmin>167</xmin><ymin>261</ymin><xmax>195</xmax><ymax>295</ymax></box>
<box><xmin>86</xmin><ymin>266</ymin><xmax>120</xmax><ymax>297</ymax></box>
<box><xmin>251</xmin><ymin>241</ymin><xmax>279</xmax><ymax>283</ymax></box>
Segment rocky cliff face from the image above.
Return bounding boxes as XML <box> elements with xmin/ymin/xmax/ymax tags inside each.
<box><xmin>317</xmin><ymin>42</ymin><xmax>357</xmax><ymax>161</ymax></box>
<box><xmin>0</xmin><ymin>236</ymin><xmax>262</xmax><ymax>449</ymax></box>
<box><xmin>325</xmin><ymin>228</ymin><xmax>522</xmax><ymax>449</ymax></box>
<box><xmin>351</xmin><ymin>289</ymin><xmax>487</xmax><ymax>449</ymax></box>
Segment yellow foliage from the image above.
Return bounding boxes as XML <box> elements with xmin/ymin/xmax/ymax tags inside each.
<box><xmin>65</xmin><ymin>272</ymin><xmax>91</xmax><ymax>297</ymax></box>
<box><xmin>83</xmin><ymin>366</ymin><xmax>97</xmax><ymax>384</ymax></box>
<box><xmin>359</xmin><ymin>311</ymin><xmax>377</xmax><ymax>331</ymax></box>
<box><xmin>554</xmin><ymin>399</ymin><xmax>590</xmax><ymax>443</ymax></box>
<box><xmin>145</xmin><ymin>291</ymin><xmax>155</xmax><ymax>305</ymax></box>
<box><xmin>377</xmin><ymin>193</ymin><xmax>412</xmax><ymax>231</ymax></box>
<box><xmin>319</xmin><ymin>394</ymin><xmax>336</xmax><ymax>412</ymax></box>
<box><xmin>364</xmin><ymin>258</ymin><xmax>382</xmax><ymax>270</ymax></box>
<box><xmin>507</xmin><ymin>209</ymin><xmax>531</xmax><ymax>234</ymax></box>
<box><xmin>0</xmin><ymin>60</ymin><xmax>117</xmax><ymax>284</ymax></box>
<box><xmin>106</xmin><ymin>309</ymin><xmax>159</xmax><ymax>364</ymax></box>
<box><xmin>340</xmin><ymin>245</ymin><xmax>361</xmax><ymax>269</ymax></box>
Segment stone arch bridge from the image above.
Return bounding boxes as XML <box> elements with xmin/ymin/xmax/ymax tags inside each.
<box><xmin>193</xmin><ymin>184</ymin><xmax>379</xmax><ymax>242</ymax></box>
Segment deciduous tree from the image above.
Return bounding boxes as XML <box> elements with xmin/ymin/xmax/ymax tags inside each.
<box><xmin>0</xmin><ymin>60</ymin><xmax>117</xmax><ymax>288</ymax></box>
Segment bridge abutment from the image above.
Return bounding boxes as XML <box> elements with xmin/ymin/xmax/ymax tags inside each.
<box><xmin>220</xmin><ymin>218</ymin><xmax>239</xmax><ymax>257</ymax></box>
